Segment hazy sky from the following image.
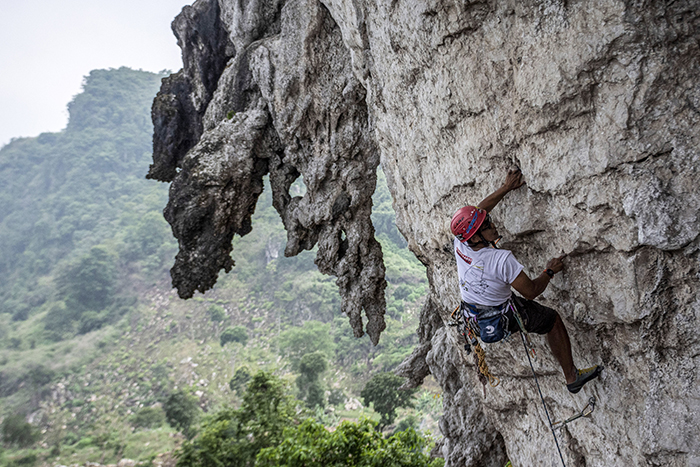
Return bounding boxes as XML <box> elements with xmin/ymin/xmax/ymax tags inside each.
<box><xmin>0</xmin><ymin>0</ymin><xmax>191</xmax><ymax>147</ymax></box>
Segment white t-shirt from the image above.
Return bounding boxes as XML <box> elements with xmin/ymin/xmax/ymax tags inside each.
<box><xmin>454</xmin><ymin>237</ymin><xmax>524</xmax><ymax>307</ymax></box>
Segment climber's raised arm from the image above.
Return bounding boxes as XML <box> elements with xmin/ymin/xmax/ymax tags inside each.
<box><xmin>477</xmin><ymin>168</ymin><xmax>525</xmax><ymax>212</ymax></box>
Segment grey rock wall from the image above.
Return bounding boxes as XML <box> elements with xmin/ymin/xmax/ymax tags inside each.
<box><xmin>152</xmin><ymin>0</ymin><xmax>700</xmax><ymax>465</ymax></box>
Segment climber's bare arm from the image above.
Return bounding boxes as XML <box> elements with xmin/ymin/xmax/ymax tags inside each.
<box><xmin>511</xmin><ymin>255</ymin><xmax>566</xmax><ymax>300</ymax></box>
<box><xmin>478</xmin><ymin>168</ymin><xmax>525</xmax><ymax>213</ymax></box>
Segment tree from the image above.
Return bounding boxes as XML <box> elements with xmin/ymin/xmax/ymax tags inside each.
<box><xmin>1</xmin><ymin>414</ymin><xmax>39</xmax><ymax>448</ymax></box>
<box><xmin>361</xmin><ymin>372</ymin><xmax>417</xmax><ymax>430</ymax></box>
<box><xmin>297</xmin><ymin>352</ymin><xmax>327</xmax><ymax>408</ymax></box>
<box><xmin>43</xmin><ymin>301</ymin><xmax>77</xmax><ymax>340</ymax></box>
<box><xmin>56</xmin><ymin>245</ymin><xmax>117</xmax><ymax>312</ymax></box>
<box><xmin>163</xmin><ymin>390</ymin><xmax>200</xmax><ymax>439</ymax></box>
<box><xmin>176</xmin><ymin>371</ymin><xmax>296</xmax><ymax>467</ymax></box>
<box><xmin>279</xmin><ymin>321</ymin><xmax>334</xmax><ymax>370</ymax></box>
<box><xmin>208</xmin><ymin>304</ymin><xmax>226</xmax><ymax>323</ymax></box>
<box><xmin>77</xmin><ymin>310</ymin><xmax>106</xmax><ymax>334</ymax></box>
<box><xmin>124</xmin><ymin>211</ymin><xmax>172</xmax><ymax>260</ymax></box>
<box><xmin>220</xmin><ymin>325</ymin><xmax>248</xmax><ymax>346</ymax></box>
<box><xmin>229</xmin><ymin>366</ymin><xmax>251</xmax><ymax>393</ymax></box>
<box><xmin>256</xmin><ymin>418</ymin><xmax>443</xmax><ymax>467</ymax></box>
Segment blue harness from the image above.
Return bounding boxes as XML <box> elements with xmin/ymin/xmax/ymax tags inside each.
<box><xmin>461</xmin><ymin>300</ymin><xmax>512</xmax><ymax>343</ymax></box>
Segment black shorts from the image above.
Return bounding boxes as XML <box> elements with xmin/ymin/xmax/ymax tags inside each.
<box><xmin>505</xmin><ymin>295</ymin><xmax>558</xmax><ymax>335</ymax></box>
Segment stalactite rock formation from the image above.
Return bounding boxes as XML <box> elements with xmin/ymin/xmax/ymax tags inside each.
<box><xmin>151</xmin><ymin>0</ymin><xmax>700</xmax><ymax>465</ymax></box>
<box><xmin>149</xmin><ymin>0</ymin><xmax>386</xmax><ymax>344</ymax></box>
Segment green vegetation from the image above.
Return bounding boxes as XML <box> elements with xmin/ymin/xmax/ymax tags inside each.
<box><xmin>279</xmin><ymin>321</ymin><xmax>334</xmax><ymax>370</ymax></box>
<box><xmin>229</xmin><ymin>366</ymin><xmax>252</xmax><ymax>394</ymax></box>
<box><xmin>0</xmin><ymin>67</ymin><xmax>172</xmax><ymax>317</ymax></box>
<box><xmin>176</xmin><ymin>372</ymin><xmax>441</xmax><ymax>467</ymax></box>
<box><xmin>163</xmin><ymin>390</ymin><xmax>200</xmax><ymax>439</ymax></box>
<box><xmin>131</xmin><ymin>406</ymin><xmax>166</xmax><ymax>430</ymax></box>
<box><xmin>176</xmin><ymin>372</ymin><xmax>297</xmax><ymax>467</ymax></box>
<box><xmin>361</xmin><ymin>372</ymin><xmax>418</xmax><ymax>429</ymax></box>
<box><xmin>220</xmin><ymin>325</ymin><xmax>249</xmax><ymax>347</ymax></box>
<box><xmin>208</xmin><ymin>304</ymin><xmax>226</xmax><ymax>323</ymax></box>
<box><xmin>257</xmin><ymin>418</ymin><xmax>442</xmax><ymax>467</ymax></box>
<box><xmin>297</xmin><ymin>352</ymin><xmax>328</xmax><ymax>408</ymax></box>
<box><xmin>1</xmin><ymin>414</ymin><xmax>39</xmax><ymax>448</ymax></box>
<box><xmin>0</xmin><ymin>66</ymin><xmax>439</xmax><ymax>465</ymax></box>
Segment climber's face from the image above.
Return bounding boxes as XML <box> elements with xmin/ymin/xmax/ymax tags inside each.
<box><xmin>479</xmin><ymin>215</ymin><xmax>499</xmax><ymax>241</ymax></box>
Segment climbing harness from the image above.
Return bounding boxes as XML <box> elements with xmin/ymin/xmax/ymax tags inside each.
<box><xmin>449</xmin><ymin>306</ymin><xmax>500</xmax><ymax>387</ymax></box>
<box><xmin>464</xmin><ymin>302</ymin><xmax>511</xmax><ymax>343</ymax></box>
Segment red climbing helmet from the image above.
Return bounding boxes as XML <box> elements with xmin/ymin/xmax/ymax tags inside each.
<box><xmin>451</xmin><ymin>206</ymin><xmax>487</xmax><ymax>242</ymax></box>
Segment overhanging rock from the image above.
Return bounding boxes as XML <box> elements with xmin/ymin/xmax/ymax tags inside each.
<box><xmin>151</xmin><ymin>0</ymin><xmax>386</xmax><ymax>345</ymax></box>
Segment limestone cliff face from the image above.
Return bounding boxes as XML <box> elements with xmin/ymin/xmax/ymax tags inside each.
<box><xmin>151</xmin><ymin>0</ymin><xmax>700</xmax><ymax>465</ymax></box>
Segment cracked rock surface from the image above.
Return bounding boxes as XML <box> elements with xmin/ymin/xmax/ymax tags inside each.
<box><xmin>152</xmin><ymin>0</ymin><xmax>700</xmax><ymax>465</ymax></box>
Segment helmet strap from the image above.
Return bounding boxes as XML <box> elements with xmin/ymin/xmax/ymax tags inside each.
<box><xmin>469</xmin><ymin>232</ymin><xmax>502</xmax><ymax>249</ymax></box>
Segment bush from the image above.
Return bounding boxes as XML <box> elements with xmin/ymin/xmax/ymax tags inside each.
<box><xmin>229</xmin><ymin>366</ymin><xmax>251</xmax><ymax>393</ymax></box>
<box><xmin>43</xmin><ymin>301</ymin><xmax>77</xmax><ymax>340</ymax></box>
<box><xmin>10</xmin><ymin>304</ymin><xmax>30</xmax><ymax>322</ymax></box>
<box><xmin>208</xmin><ymin>305</ymin><xmax>226</xmax><ymax>323</ymax></box>
<box><xmin>176</xmin><ymin>372</ymin><xmax>296</xmax><ymax>467</ymax></box>
<box><xmin>26</xmin><ymin>365</ymin><xmax>55</xmax><ymax>387</ymax></box>
<box><xmin>279</xmin><ymin>321</ymin><xmax>334</xmax><ymax>370</ymax></box>
<box><xmin>328</xmin><ymin>388</ymin><xmax>345</xmax><ymax>406</ymax></box>
<box><xmin>393</xmin><ymin>284</ymin><xmax>412</xmax><ymax>301</ymax></box>
<box><xmin>75</xmin><ymin>436</ymin><xmax>95</xmax><ymax>448</ymax></box>
<box><xmin>6</xmin><ymin>453</ymin><xmax>38</xmax><ymax>467</ymax></box>
<box><xmin>163</xmin><ymin>390</ymin><xmax>199</xmax><ymax>439</ymax></box>
<box><xmin>256</xmin><ymin>418</ymin><xmax>443</xmax><ymax>467</ymax></box>
<box><xmin>55</xmin><ymin>245</ymin><xmax>117</xmax><ymax>312</ymax></box>
<box><xmin>220</xmin><ymin>326</ymin><xmax>248</xmax><ymax>346</ymax></box>
<box><xmin>393</xmin><ymin>414</ymin><xmax>419</xmax><ymax>434</ymax></box>
<box><xmin>1</xmin><ymin>414</ymin><xmax>39</xmax><ymax>448</ymax></box>
<box><xmin>77</xmin><ymin>310</ymin><xmax>105</xmax><ymax>334</ymax></box>
<box><xmin>131</xmin><ymin>406</ymin><xmax>166</xmax><ymax>430</ymax></box>
<box><xmin>62</xmin><ymin>431</ymin><xmax>80</xmax><ymax>445</ymax></box>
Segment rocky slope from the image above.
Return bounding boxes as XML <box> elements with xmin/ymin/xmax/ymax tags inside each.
<box><xmin>151</xmin><ymin>0</ymin><xmax>700</xmax><ymax>465</ymax></box>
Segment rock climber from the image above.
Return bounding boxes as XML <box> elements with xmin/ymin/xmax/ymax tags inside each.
<box><xmin>450</xmin><ymin>168</ymin><xmax>602</xmax><ymax>394</ymax></box>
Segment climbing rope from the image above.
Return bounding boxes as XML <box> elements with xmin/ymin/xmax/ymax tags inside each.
<box><xmin>471</xmin><ymin>327</ymin><xmax>500</xmax><ymax>387</ymax></box>
<box><xmin>519</xmin><ymin>330</ymin><xmax>567</xmax><ymax>467</ymax></box>
<box><xmin>510</xmin><ymin>301</ymin><xmax>536</xmax><ymax>360</ymax></box>
<box><xmin>504</xmin><ymin>300</ymin><xmax>568</xmax><ymax>466</ymax></box>
<box><xmin>450</xmin><ymin>306</ymin><xmax>500</xmax><ymax>387</ymax></box>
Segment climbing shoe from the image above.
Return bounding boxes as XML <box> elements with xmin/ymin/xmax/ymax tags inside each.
<box><xmin>567</xmin><ymin>365</ymin><xmax>603</xmax><ymax>394</ymax></box>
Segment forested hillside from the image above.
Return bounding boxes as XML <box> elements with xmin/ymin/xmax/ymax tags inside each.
<box><xmin>0</xmin><ymin>68</ymin><xmax>439</xmax><ymax>466</ymax></box>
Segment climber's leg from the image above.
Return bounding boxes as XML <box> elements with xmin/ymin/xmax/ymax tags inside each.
<box><xmin>510</xmin><ymin>296</ymin><xmax>579</xmax><ymax>385</ymax></box>
<box><xmin>545</xmin><ymin>314</ymin><xmax>577</xmax><ymax>384</ymax></box>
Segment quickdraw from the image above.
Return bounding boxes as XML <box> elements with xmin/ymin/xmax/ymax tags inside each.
<box><xmin>552</xmin><ymin>397</ymin><xmax>597</xmax><ymax>430</ymax></box>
